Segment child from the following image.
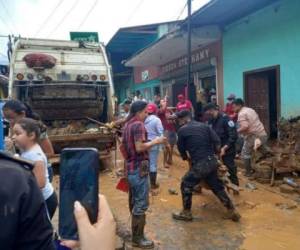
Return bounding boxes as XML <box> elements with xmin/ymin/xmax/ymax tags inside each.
<box><xmin>12</xmin><ymin>117</ymin><xmax>58</xmax><ymax>219</ymax></box>
<box><xmin>3</xmin><ymin>100</ymin><xmax>55</xmax><ymax>181</ymax></box>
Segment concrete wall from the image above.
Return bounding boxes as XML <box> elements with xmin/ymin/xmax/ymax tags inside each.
<box><xmin>223</xmin><ymin>0</ymin><xmax>300</xmax><ymax>117</ymax></box>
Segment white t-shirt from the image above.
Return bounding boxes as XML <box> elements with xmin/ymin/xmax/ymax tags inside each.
<box><xmin>21</xmin><ymin>144</ymin><xmax>54</xmax><ymax>200</ymax></box>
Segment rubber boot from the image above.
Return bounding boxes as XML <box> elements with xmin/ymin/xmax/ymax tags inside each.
<box><xmin>172</xmin><ymin>209</ymin><xmax>193</xmax><ymax>221</ymax></box>
<box><xmin>244</xmin><ymin>158</ymin><xmax>254</xmax><ymax>177</ymax></box>
<box><xmin>132</xmin><ymin>214</ymin><xmax>154</xmax><ymax>249</ymax></box>
<box><xmin>150</xmin><ymin>172</ymin><xmax>159</xmax><ymax>189</ymax></box>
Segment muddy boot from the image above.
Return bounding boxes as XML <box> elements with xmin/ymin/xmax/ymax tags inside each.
<box><xmin>223</xmin><ymin>208</ymin><xmax>241</xmax><ymax>222</ymax></box>
<box><xmin>244</xmin><ymin>159</ymin><xmax>254</xmax><ymax>177</ymax></box>
<box><xmin>172</xmin><ymin>210</ymin><xmax>193</xmax><ymax>221</ymax></box>
<box><xmin>150</xmin><ymin>172</ymin><xmax>159</xmax><ymax>189</ymax></box>
<box><xmin>132</xmin><ymin>214</ymin><xmax>154</xmax><ymax>249</ymax></box>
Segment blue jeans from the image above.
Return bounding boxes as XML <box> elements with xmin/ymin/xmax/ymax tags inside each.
<box><xmin>149</xmin><ymin>145</ymin><xmax>160</xmax><ymax>173</ymax></box>
<box><xmin>128</xmin><ymin>169</ymin><xmax>149</xmax><ymax>215</ymax></box>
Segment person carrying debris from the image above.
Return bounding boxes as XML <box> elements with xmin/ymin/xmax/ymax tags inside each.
<box><xmin>121</xmin><ymin>101</ymin><xmax>166</xmax><ymax>249</ymax></box>
<box><xmin>232</xmin><ymin>98</ymin><xmax>270</xmax><ymax>177</ymax></box>
<box><xmin>203</xmin><ymin>103</ymin><xmax>239</xmax><ymax>192</ymax></box>
<box><xmin>172</xmin><ymin>110</ymin><xmax>240</xmax><ymax>222</ymax></box>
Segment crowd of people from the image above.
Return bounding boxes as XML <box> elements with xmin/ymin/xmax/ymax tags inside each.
<box><xmin>119</xmin><ymin>91</ymin><xmax>269</xmax><ymax>248</ymax></box>
<box><xmin>0</xmin><ymin>91</ymin><xmax>269</xmax><ymax>249</ymax></box>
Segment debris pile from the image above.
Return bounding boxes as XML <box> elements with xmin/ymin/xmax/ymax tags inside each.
<box><xmin>47</xmin><ymin>120</ymin><xmax>111</xmax><ymax>136</ymax></box>
<box><xmin>254</xmin><ymin>117</ymin><xmax>300</xmax><ymax>187</ymax></box>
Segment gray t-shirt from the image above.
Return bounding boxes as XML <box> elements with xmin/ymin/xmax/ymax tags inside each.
<box><xmin>21</xmin><ymin>144</ymin><xmax>54</xmax><ymax>200</ymax></box>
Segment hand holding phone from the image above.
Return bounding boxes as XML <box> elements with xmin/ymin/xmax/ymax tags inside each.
<box><xmin>59</xmin><ymin>148</ymin><xmax>99</xmax><ymax>240</ymax></box>
<box><xmin>61</xmin><ymin>195</ymin><xmax>116</xmax><ymax>250</ymax></box>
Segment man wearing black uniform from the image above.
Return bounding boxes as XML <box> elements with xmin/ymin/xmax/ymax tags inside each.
<box><xmin>0</xmin><ymin>152</ymin><xmax>55</xmax><ymax>250</ymax></box>
<box><xmin>172</xmin><ymin>110</ymin><xmax>240</xmax><ymax>222</ymax></box>
<box><xmin>203</xmin><ymin>103</ymin><xmax>239</xmax><ymax>191</ymax></box>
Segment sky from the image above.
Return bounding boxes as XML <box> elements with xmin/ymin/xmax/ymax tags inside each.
<box><xmin>0</xmin><ymin>0</ymin><xmax>210</xmax><ymax>63</ymax></box>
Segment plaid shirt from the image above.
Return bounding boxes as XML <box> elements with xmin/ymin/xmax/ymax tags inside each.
<box><xmin>122</xmin><ymin>117</ymin><xmax>149</xmax><ymax>173</ymax></box>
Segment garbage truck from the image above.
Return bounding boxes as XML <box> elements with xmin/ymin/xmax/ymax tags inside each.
<box><xmin>8</xmin><ymin>38</ymin><xmax>116</xmax><ymax>167</ymax></box>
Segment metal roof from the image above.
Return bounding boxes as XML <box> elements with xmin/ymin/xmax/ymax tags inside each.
<box><xmin>183</xmin><ymin>0</ymin><xmax>279</xmax><ymax>27</ymax></box>
<box><xmin>107</xmin><ymin>21</ymin><xmax>180</xmax><ymax>54</ymax></box>
<box><xmin>124</xmin><ymin>0</ymin><xmax>279</xmax><ymax>67</ymax></box>
<box><xmin>125</xmin><ymin>25</ymin><xmax>221</xmax><ymax>67</ymax></box>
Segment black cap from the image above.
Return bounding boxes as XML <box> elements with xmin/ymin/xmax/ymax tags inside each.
<box><xmin>232</xmin><ymin>98</ymin><xmax>244</xmax><ymax>106</ymax></box>
<box><xmin>176</xmin><ymin>110</ymin><xmax>192</xmax><ymax>119</ymax></box>
<box><xmin>203</xmin><ymin>103</ymin><xmax>218</xmax><ymax>113</ymax></box>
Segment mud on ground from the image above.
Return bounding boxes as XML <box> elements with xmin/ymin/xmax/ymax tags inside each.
<box><xmin>52</xmin><ymin>150</ymin><xmax>300</xmax><ymax>250</ymax></box>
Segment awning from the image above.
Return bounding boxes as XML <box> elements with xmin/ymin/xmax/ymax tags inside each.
<box><xmin>125</xmin><ymin>25</ymin><xmax>221</xmax><ymax>67</ymax></box>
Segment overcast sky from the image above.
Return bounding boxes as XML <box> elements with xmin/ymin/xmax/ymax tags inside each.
<box><xmin>0</xmin><ymin>0</ymin><xmax>210</xmax><ymax>63</ymax></box>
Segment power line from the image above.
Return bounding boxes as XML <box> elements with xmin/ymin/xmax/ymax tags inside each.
<box><xmin>176</xmin><ymin>2</ymin><xmax>187</xmax><ymax>21</ymax></box>
<box><xmin>47</xmin><ymin>0</ymin><xmax>79</xmax><ymax>38</ymax></box>
<box><xmin>34</xmin><ymin>0</ymin><xmax>65</xmax><ymax>37</ymax></box>
<box><xmin>0</xmin><ymin>0</ymin><xmax>19</xmax><ymax>33</ymax></box>
<box><xmin>125</xmin><ymin>0</ymin><xmax>145</xmax><ymax>25</ymax></box>
<box><xmin>77</xmin><ymin>0</ymin><xmax>98</xmax><ymax>30</ymax></box>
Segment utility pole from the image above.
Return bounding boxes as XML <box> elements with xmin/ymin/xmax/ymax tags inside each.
<box><xmin>186</xmin><ymin>0</ymin><xmax>196</xmax><ymax>107</ymax></box>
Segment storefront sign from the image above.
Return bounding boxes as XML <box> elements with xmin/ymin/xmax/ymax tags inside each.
<box><xmin>161</xmin><ymin>47</ymin><xmax>211</xmax><ymax>74</ymax></box>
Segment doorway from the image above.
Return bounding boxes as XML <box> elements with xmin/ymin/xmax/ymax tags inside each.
<box><xmin>244</xmin><ymin>66</ymin><xmax>280</xmax><ymax>138</ymax></box>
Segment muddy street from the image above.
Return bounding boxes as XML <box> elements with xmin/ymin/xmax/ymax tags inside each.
<box><xmin>51</xmin><ymin>150</ymin><xmax>300</xmax><ymax>250</ymax></box>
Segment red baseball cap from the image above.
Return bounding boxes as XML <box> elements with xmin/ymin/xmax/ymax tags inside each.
<box><xmin>178</xmin><ymin>94</ymin><xmax>185</xmax><ymax>100</ymax></box>
<box><xmin>147</xmin><ymin>103</ymin><xmax>157</xmax><ymax>114</ymax></box>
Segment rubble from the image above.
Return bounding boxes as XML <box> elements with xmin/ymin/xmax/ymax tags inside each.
<box><xmin>275</xmin><ymin>202</ymin><xmax>298</xmax><ymax>210</ymax></box>
<box><xmin>279</xmin><ymin>184</ymin><xmax>295</xmax><ymax>194</ymax></box>
<box><xmin>253</xmin><ymin>117</ymin><xmax>300</xmax><ymax>185</ymax></box>
<box><xmin>47</xmin><ymin>120</ymin><xmax>110</xmax><ymax>136</ymax></box>
<box><xmin>168</xmin><ymin>188</ymin><xmax>178</xmax><ymax>195</ymax></box>
<box><xmin>245</xmin><ymin>183</ymin><xmax>257</xmax><ymax>191</ymax></box>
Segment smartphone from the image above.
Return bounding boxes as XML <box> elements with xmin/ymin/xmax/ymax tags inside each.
<box><xmin>59</xmin><ymin>148</ymin><xmax>99</xmax><ymax>240</ymax></box>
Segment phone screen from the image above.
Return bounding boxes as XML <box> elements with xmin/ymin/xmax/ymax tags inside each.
<box><xmin>59</xmin><ymin>148</ymin><xmax>99</xmax><ymax>240</ymax></box>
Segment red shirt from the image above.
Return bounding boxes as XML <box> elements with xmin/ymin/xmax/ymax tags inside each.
<box><xmin>157</xmin><ymin>108</ymin><xmax>176</xmax><ymax>132</ymax></box>
<box><xmin>176</xmin><ymin>100</ymin><xmax>193</xmax><ymax>112</ymax></box>
<box><xmin>122</xmin><ymin>117</ymin><xmax>148</xmax><ymax>173</ymax></box>
<box><xmin>224</xmin><ymin>103</ymin><xmax>237</xmax><ymax>122</ymax></box>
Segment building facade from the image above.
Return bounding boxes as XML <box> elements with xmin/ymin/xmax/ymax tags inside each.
<box><xmin>133</xmin><ymin>66</ymin><xmax>161</xmax><ymax>101</ymax></box>
<box><xmin>223</xmin><ymin>0</ymin><xmax>300</xmax><ymax>136</ymax></box>
<box><xmin>159</xmin><ymin>41</ymin><xmax>222</xmax><ymax>106</ymax></box>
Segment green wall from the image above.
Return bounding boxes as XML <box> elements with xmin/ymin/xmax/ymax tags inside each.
<box><xmin>114</xmin><ymin>76</ymin><xmax>134</xmax><ymax>103</ymax></box>
<box><xmin>223</xmin><ymin>0</ymin><xmax>300</xmax><ymax>117</ymax></box>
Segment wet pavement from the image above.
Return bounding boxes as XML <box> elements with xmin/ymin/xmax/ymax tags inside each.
<box><xmin>53</xmin><ymin>150</ymin><xmax>300</xmax><ymax>250</ymax></box>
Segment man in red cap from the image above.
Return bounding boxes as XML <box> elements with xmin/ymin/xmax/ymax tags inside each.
<box><xmin>224</xmin><ymin>93</ymin><xmax>237</xmax><ymax>122</ymax></box>
<box><xmin>176</xmin><ymin>94</ymin><xmax>193</xmax><ymax>113</ymax></box>
<box><xmin>144</xmin><ymin>103</ymin><xmax>164</xmax><ymax>192</ymax></box>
